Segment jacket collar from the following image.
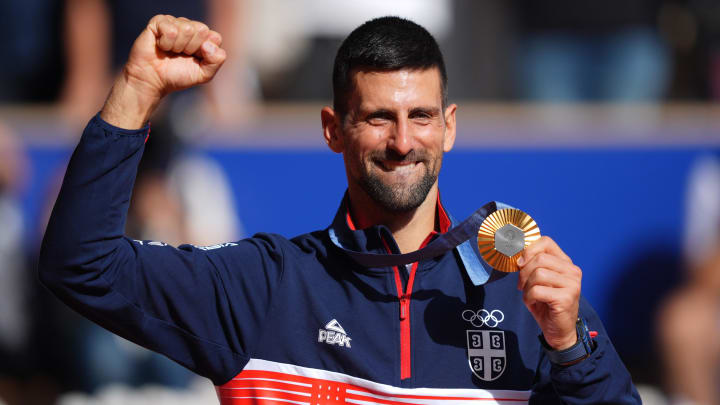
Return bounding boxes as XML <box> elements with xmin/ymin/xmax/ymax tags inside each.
<box><xmin>327</xmin><ymin>191</ymin><xmax>492</xmax><ymax>285</ymax></box>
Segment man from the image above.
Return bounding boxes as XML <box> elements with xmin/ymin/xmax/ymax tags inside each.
<box><xmin>40</xmin><ymin>15</ymin><xmax>640</xmax><ymax>404</ymax></box>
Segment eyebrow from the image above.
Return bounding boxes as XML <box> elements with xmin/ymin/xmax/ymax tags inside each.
<box><xmin>365</xmin><ymin>109</ymin><xmax>396</xmax><ymax>120</ymax></box>
<box><xmin>409</xmin><ymin>107</ymin><xmax>441</xmax><ymax>116</ymax></box>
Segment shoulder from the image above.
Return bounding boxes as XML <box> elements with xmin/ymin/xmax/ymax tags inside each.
<box><xmin>187</xmin><ymin>230</ymin><xmax>332</xmax><ymax>262</ymax></box>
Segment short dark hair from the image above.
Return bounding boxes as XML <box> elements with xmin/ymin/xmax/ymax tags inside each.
<box><xmin>332</xmin><ymin>16</ymin><xmax>448</xmax><ymax>119</ymax></box>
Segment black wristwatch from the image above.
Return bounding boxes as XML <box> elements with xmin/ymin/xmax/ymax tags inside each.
<box><xmin>539</xmin><ymin>317</ymin><xmax>597</xmax><ymax>366</ymax></box>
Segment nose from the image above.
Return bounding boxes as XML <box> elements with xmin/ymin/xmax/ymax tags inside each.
<box><xmin>387</xmin><ymin>118</ymin><xmax>412</xmax><ymax>156</ymax></box>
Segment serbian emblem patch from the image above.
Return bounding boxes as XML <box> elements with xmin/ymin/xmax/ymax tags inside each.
<box><xmin>467</xmin><ymin>330</ymin><xmax>506</xmax><ymax>381</ymax></box>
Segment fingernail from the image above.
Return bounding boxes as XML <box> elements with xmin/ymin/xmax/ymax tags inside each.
<box><xmin>517</xmin><ymin>256</ymin><xmax>525</xmax><ymax>266</ymax></box>
<box><xmin>203</xmin><ymin>41</ymin><xmax>216</xmax><ymax>54</ymax></box>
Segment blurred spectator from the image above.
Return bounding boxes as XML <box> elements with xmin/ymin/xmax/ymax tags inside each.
<box><xmin>658</xmin><ymin>252</ymin><xmax>720</xmax><ymax>405</ymax></box>
<box><xmin>658</xmin><ymin>154</ymin><xmax>720</xmax><ymax>405</ymax></box>
<box><xmin>249</xmin><ymin>0</ymin><xmax>452</xmax><ymax>100</ymax></box>
<box><xmin>0</xmin><ymin>124</ymin><xmax>31</xmax><ymax>403</ymax></box>
<box><xmin>512</xmin><ymin>0</ymin><xmax>670</xmax><ymax>102</ymax></box>
<box><xmin>61</xmin><ymin>0</ymin><xmax>257</xmax><ymax>128</ymax></box>
<box><xmin>0</xmin><ymin>1</ymin><xmax>64</xmax><ymax>102</ymax></box>
<box><xmin>688</xmin><ymin>0</ymin><xmax>720</xmax><ymax>100</ymax></box>
<box><xmin>127</xmin><ymin>113</ymin><xmax>242</xmax><ymax>248</ymax></box>
<box><xmin>657</xmin><ymin>0</ymin><xmax>720</xmax><ymax>100</ymax></box>
<box><xmin>683</xmin><ymin>156</ymin><xmax>720</xmax><ymax>268</ymax></box>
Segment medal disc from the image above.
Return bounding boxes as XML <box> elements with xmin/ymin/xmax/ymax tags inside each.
<box><xmin>477</xmin><ymin>208</ymin><xmax>541</xmax><ymax>272</ymax></box>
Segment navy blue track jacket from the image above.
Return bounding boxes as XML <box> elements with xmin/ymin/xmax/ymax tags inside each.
<box><xmin>39</xmin><ymin>115</ymin><xmax>641</xmax><ymax>404</ymax></box>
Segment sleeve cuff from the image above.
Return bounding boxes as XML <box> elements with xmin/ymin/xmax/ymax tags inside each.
<box><xmin>550</xmin><ymin>337</ymin><xmax>605</xmax><ymax>381</ymax></box>
<box><xmin>90</xmin><ymin>112</ymin><xmax>151</xmax><ymax>137</ymax></box>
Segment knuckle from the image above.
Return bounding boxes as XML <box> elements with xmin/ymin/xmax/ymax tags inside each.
<box><xmin>537</xmin><ymin>252</ymin><xmax>551</xmax><ymax>265</ymax></box>
<box><xmin>165</xmin><ymin>26</ymin><xmax>178</xmax><ymax>39</ymax></box>
<box><xmin>195</xmin><ymin>22</ymin><xmax>209</xmax><ymax>33</ymax></box>
<box><xmin>535</xmin><ymin>267</ymin><xmax>549</xmax><ymax>279</ymax></box>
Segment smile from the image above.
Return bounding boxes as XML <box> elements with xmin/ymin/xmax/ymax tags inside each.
<box><xmin>375</xmin><ymin>160</ymin><xmax>419</xmax><ymax>175</ymax></box>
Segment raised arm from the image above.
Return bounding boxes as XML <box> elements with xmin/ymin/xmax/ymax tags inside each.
<box><xmin>39</xmin><ymin>16</ymin><xmax>282</xmax><ymax>385</ymax></box>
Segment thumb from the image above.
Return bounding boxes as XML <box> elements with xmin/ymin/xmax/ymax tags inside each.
<box><xmin>198</xmin><ymin>40</ymin><xmax>227</xmax><ymax>80</ymax></box>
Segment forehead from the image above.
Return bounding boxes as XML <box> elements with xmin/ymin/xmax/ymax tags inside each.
<box><xmin>349</xmin><ymin>68</ymin><xmax>443</xmax><ymax>110</ymax></box>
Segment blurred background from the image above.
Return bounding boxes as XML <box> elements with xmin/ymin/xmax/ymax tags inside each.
<box><xmin>0</xmin><ymin>0</ymin><xmax>719</xmax><ymax>404</ymax></box>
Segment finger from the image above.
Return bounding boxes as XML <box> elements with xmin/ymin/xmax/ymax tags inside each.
<box><xmin>154</xmin><ymin>16</ymin><xmax>179</xmax><ymax>52</ymax></box>
<box><xmin>207</xmin><ymin>30</ymin><xmax>223</xmax><ymax>47</ymax></box>
<box><xmin>184</xmin><ymin>21</ymin><xmax>210</xmax><ymax>55</ymax></box>
<box><xmin>172</xmin><ymin>18</ymin><xmax>196</xmax><ymax>53</ymax></box>
<box><xmin>147</xmin><ymin>14</ymin><xmax>169</xmax><ymax>37</ymax></box>
<box><xmin>522</xmin><ymin>266</ymin><xmax>579</xmax><ymax>295</ymax></box>
<box><xmin>517</xmin><ymin>252</ymin><xmax>581</xmax><ymax>291</ymax></box>
<box><xmin>524</xmin><ymin>266</ymin><xmax>570</xmax><ymax>290</ymax></box>
<box><xmin>522</xmin><ymin>284</ymin><xmax>554</xmax><ymax>308</ymax></box>
<box><xmin>522</xmin><ymin>284</ymin><xmax>578</xmax><ymax>310</ymax></box>
<box><xmin>519</xmin><ymin>236</ymin><xmax>572</xmax><ymax>267</ymax></box>
<box><xmin>198</xmin><ymin>41</ymin><xmax>227</xmax><ymax>80</ymax></box>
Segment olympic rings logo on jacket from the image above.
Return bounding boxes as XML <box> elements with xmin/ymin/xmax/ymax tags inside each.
<box><xmin>462</xmin><ymin>309</ymin><xmax>505</xmax><ymax>328</ymax></box>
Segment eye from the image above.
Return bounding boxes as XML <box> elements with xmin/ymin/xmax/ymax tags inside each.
<box><xmin>410</xmin><ymin>111</ymin><xmax>434</xmax><ymax>123</ymax></box>
<box><xmin>366</xmin><ymin>111</ymin><xmax>393</xmax><ymax>125</ymax></box>
<box><xmin>409</xmin><ymin>107</ymin><xmax>439</xmax><ymax>121</ymax></box>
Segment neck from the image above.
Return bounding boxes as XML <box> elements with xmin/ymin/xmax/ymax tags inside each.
<box><xmin>348</xmin><ymin>184</ymin><xmax>438</xmax><ymax>254</ymax></box>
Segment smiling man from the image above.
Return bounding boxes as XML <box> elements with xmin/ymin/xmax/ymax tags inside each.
<box><xmin>323</xmin><ymin>67</ymin><xmax>455</xmax><ymax>254</ymax></box>
<box><xmin>39</xmin><ymin>15</ymin><xmax>640</xmax><ymax>404</ymax></box>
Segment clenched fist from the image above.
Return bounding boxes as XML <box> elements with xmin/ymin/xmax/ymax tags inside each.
<box><xmin>101</xmin><ymin>15</ymin><xmax>227</xmax><ymax>129</ymax></box>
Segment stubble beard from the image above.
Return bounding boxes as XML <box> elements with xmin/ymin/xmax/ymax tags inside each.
<box><xmin>358</xmin><ymin>153</ymin><xmax>440</xmax><ymax>213</ymax></box>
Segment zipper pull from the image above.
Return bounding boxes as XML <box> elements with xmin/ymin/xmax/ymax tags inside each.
<box><xmin>399</xmin><ymin>295</ymin><xmax>408</xmax><ymax>320</ymax></box>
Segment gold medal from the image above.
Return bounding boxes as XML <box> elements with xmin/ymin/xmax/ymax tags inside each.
<box><xmin>477</xmin><ymin>208</ymin><xmax>541</xmax><ymax>272</ymax></box>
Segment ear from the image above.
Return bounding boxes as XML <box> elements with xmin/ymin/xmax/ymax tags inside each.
<box><xmin>443</xmin><ymin>103</ymin><xmax>457</xmax><ymax>152</ymax></box>
<box><xmin>321</xmin><ymin>106</ymin><xmax>344</xmax><ymax>153</ymax></box>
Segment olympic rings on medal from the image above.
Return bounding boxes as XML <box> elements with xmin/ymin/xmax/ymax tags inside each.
<box><xmin>461</xmin><ymin>309</ymin><xmax>505</xmax><ymax>328</ymax></box>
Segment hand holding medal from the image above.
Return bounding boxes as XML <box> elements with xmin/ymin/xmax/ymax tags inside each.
<box><xmin>477</xmin><ymin>206</ymin><xmax>582</xmax><ymax>351</ymax></box>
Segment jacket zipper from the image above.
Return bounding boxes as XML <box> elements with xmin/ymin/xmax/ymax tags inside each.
<box><xmin>382</xmin><ymin>233</ymin><xmax>435</xmax><ymax>381</ymax></box>
<box><xmin>392</xmin><ymin>262</ymin><xmax>418</xmax><ymax>380</ymax></box>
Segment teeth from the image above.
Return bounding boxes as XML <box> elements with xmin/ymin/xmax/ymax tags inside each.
<box><xmin>382</xmin><ymin>162</ymin><xmax>416</xmax><ymax>174</ymax></box>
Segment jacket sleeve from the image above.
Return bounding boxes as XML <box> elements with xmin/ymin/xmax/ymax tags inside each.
<box><xmin>530</xmin><ymin>297</ymin><xmax>642</xmax><ymax>404</ymax></box>
<box><xmin>38</xmin><ymin>114</ymin><xmax>284</xmax><ymax>385</ymax></box>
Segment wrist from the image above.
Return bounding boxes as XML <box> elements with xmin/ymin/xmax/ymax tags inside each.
<box><xmin>100</xmin><ymin>69</ymin><xmax>163</xmax><ymax>129</ymax></box>
<box><xmin>540</xmin><ymin>318</ymin><xmax>597</xmax><ymax>366</ymax></box>
<box><xmin>546</xmin><ymin>333</ymin><xmax>578</xmax><ymax>351</ymax></box>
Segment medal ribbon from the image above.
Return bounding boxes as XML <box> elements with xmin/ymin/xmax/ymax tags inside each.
<box><xmin>328</xmin><ymin>200</ymin><xmax>513</xmax><ymax>268</ymax></box>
